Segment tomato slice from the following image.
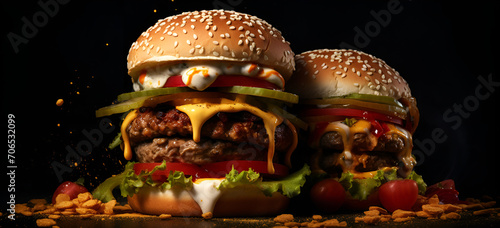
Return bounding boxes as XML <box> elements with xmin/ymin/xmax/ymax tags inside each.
<box><xmin>133</xmin><ymin>162</ymin><xmax>210</xmax><ymax>182</ymax></box>
<box><xmin>164</xmin><ymin>75</ymin><xmax>281</xmax><ymax>90</ymax></box>
<box><xmin>203</xmin><ymin>160</ymin><xmax>289</xmax><ymax>179</ymax></box>
<box><xmin>133</xmin><ymin>161</ymin><xmax>289</xmax><ymax>182</ymax></box>
<box><xmin>303</xmin><ymin>108</ymin><xmax>404</xmax><ymax>126</ymax></box>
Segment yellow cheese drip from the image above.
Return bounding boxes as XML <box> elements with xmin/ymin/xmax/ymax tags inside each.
<box><xmin>283</xmin><ymin>120</ymin><xmax>298</xmax><ymax>168</ymax></box>
<box><xmin>121</xmin><ymin>110</ymin><xmax>138</xmax><ymax>160</ymax></box>
<box><xmin>175</xmin><ymin>98</ymin><xmax>283</xmax><ymax>174</ymax></box>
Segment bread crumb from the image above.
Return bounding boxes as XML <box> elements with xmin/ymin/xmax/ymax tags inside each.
<box><xmin>312</xmin><ymin>214</ymin><xmax>322</xmax><ymax>220</ymax></box>
<box><xmin>159</xmin><ymin>214</ymin><xmax>172</xmax><ymax>219</ymax></box>
<box><xmin>36</xmin><ymin>218</ymin><xmax>57</xmax><ymax>227</ymax></box>
<box><xmin>273</xmin><ymin>214</ymin><xmax>294</xmax><ymax>223</ymax></box>
<box><xmin>202</xmin><ymin>212</ymin><xmax>213</xmax><ymax>219</ymax></box>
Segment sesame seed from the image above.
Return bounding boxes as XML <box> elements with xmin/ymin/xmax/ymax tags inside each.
<box><xmin>209</xmin><ymin>32</ymin><xmax>214</xmax><ymax>37</ymax></box>
<box><xmin>223</xmin><ymin>45</ymin><xmax>229</xmax><ymax>51</ymax></box>
<box><xmin>199</xmin><ymin>47</ymin><xmax>204</xmax><ymax>54</ymax></box>
<box><xmin>183</xmin><ymin>29</ymin><xmax>187</xmax><ymax>34</ymax></box>
<box><xmin>160</xmin><ymin>36</ymin><xmax>165</xmax><ymax>41</ymax></box>
<box><xmin>193</xmin><ymin>34</ymin><xmax>198</xmax><ymax>40</ymax></box>
<box><xmin>213</xmin><ymin>41</ymin><xmax>219</xmax><ymax>45</ymax></box>
<box><xmin>174</xmin><ymin>41</ymin><xmax>178</xmax><ymax>47</ymax></box>
<box><xmin>341</xmin><ymin>73</ymin><xmax>347</xmax><ymax>78</ymax></box>
<box><xmin>213</xmin><ymin>26</ymin><xmax>217</xmax><ymax>31</ymax></box>
<box><xmin>225</xmin><ymin>33</ymin><xmax>230</xmax><ymax>38</ymax></box>
<box><xmin>354</xmin><ymin>83</ymin><xmax>360</xmax><ymax>87</ymax></box>
<box><xmin>186</xmin><ymin>40</ymin><xmax>191</xmax><ymax>45</ymax></box>
<box><xmin>238</xmin><ymin>26</ymin><xmax>244</xmax><ymax>31</ymax></box>
<box><xmin>336</xmin><ymin>71</ymin><xmax>342</xmax><ymax>75</ymax></box>
<box><xmin>356</xmin><ymin>71</ymin><xmax>361</xmax><ymax>76</ymax></box>
<box><xmin>259</xmin><ymin>35</ymin><xmax>266</xmax><ymax>40</ymax></box>
<box><xmin>367</xmin><ymin>71</ymin><xmax>373</xmax><ymax>76</ymax></box>
<box><xmin>195</xmin><ymin>45</ymin><xmax>201</xmax><ymax>48</ymax></box>
<box><xmin>220</xmin><ymin>34</ymin><xmax>225</xmax><ymax>38</ymax></box>
<box><xmin>172</xmin><ymin>33</ymin><xmax>178</xmax><ymax>37</ymax></box>
<box><xmin>191</xmin><ymin>25</ymin><xmax>195</xmax><ymax>29</ymax></box>
<box><xmin>226</xmin><ymin>20</ymin><xmax>231</xmax><ymax>25</ymax></box>
<box><xmin>365</xmin><ymin>76</ymin><xmax>371</xmax><ymax>81</ymax></box>
<box><xmin>330</xmin><ymin>66</ymin><xmax>336</xmax><ymax>70</ymax></box>
<box><xmin>229</xmin><ymin>26</ymin><xmax>236</xmax><ymax>30</ymax></box>
<box><xmin>238</xmin><ymin>40</ymin><xmax>243</xmax><ymax>45</ymax></box>
<box><xmin>213</xmin><ymin>51</ymin><xmax>220</xmax><ymax>56</ymax></box>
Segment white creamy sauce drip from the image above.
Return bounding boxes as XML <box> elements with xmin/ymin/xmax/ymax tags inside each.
<box><xmin>188</xmin><ymin>179</ymin><xmax>224</xmax><ymax>214</ymax></box>
<box><xmin>134</xmin><ymin>62</ymin><xmax>284</xmax><ymax>91</ymax></box>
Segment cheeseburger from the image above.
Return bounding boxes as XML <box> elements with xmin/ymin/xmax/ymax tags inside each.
<box><xmin>92</xmin><ymin>10</ymin><xmax>310</xmax><ymax>217</ymax></box>
<box><xmin>286</xmin><ymin>49</ymin><xmax>425</xmax><ymax>210</ymax></box>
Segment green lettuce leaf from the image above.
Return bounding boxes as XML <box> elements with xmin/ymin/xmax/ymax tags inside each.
<box><xmin>338</xmin><ymin>168</ymin><xmax>426</xmax><ymax>201</ymax></box>
<box><xmin>92</xmin><ymin>161</ymin><xmax>193</xmax><ymax>202</ymax></box>
<box><xmin>93</xmin><ymin>162</ymin><xmax>311</xmax><ymax>203</ymax></box>
<box><xmin>92</xmin><ymin>161</ymin><xmax>135</xmax><ymax>202</ymax></box>
<box><xmin>218</xmin><ymin>164</ymin><xmax>311</xmax><ymax>198</ymax></box>
<box><xmin>407</xmin><ymin>171</ymin><xmax>427</xmax><ymax>195</ymax></box>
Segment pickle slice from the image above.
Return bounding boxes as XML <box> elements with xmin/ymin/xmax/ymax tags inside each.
<box><xmin>217</xmin><ymin>86</ymin><xmax>299</xmax><ymax>103</ymax></box>
<box><xmin>344</xmin><ymin>93</ymin><xmax>403</xmax><ymax>108</ymax></box>
<box><xmin>117</xmin><ymin>87</ymin><xmax>194</xmax><ymax>102</ymax></box>
<box><xmin>98</xmin><ymin>86</ymin><xmax>298</xmax><ymax>117</ymax></box>
<box><xmin>95</xmin><ymin>96</ymin><xmax>151</xmax><ymax>117</ymax></box>
<box><xmin>304</xmin><ymin>93</ymin><xmax>403</xmax><ymax>108</ymax></box>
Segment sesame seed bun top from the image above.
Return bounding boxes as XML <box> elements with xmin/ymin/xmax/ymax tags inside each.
<box><xmin>127</xmin><ymin>10</ymin><xmax>295</xmax><ymax>81</ymax></box>
<box><xmin>286</xmin><ymin>49</ymin><xmax>412</xmax><ymax>100</ymax></box>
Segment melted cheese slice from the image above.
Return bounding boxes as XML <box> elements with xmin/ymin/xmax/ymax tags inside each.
<box><xmin>176</xmin><ymin>98</ymin><xmax>283</xmax><ymax>174</ymax></box>
<box><xmin>121</xmin><ymin>110</ymin><xmax>138</xmax><ymax>160</ymax></box>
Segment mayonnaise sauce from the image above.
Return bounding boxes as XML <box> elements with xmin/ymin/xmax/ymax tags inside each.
<box><xmin>133</xmin><ymin>62</ymin><xmax>285</xmax><ymax>91</ymax></box>
<box><xmin>188</xmin><ymin>179</ymin><xmax>224</xmax><ymax>215</ymax></box>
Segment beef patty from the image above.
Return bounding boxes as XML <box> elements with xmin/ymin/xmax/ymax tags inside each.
<box><xmin>317</xmin><ymin>131</ymin><xmax>406</xmax><ymax>175</ymax></box>
<box><xmin>127</xmin><ymin>107</ymin><xmax>293</xmax><ymax>163</ymax></box>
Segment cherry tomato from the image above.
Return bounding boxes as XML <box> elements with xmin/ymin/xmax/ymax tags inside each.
<box><xmin>52</xmin><ymin>178</ymin><xmax>88</xmax><ymax>204</ymax></box>
<box><xmin>310</xmin><ymin>179</ymin><xmax>346</xmax><ymax>213</ymax></box>
<box><xmin>426</xmin><ymin>179</ymin><xmax>460</xmax><ymax>204</ymax></box>
<box><xmin>378</xmin><ymin>179</ymin><xmax>418</xmax><ymax>212</ymax></box>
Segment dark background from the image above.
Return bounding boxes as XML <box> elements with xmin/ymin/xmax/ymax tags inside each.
<box><xmin>2</xmin><ymin>0</ymin><xmax>498</xmax><ymax>206</ymax></box>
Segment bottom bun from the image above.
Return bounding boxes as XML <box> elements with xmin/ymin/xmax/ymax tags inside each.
<box><xmin>128</xmin><ymin>184</ymin><xmax>289</xmax><ymax>217</ymax></box>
